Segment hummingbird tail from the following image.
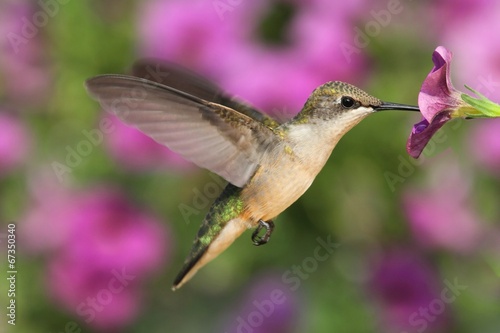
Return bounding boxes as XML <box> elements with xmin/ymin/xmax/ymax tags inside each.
<box><xmin>172</xmin><ymin>183</ymin><xmax>249</xmax><ymax>290</ymax></box>
<box><xmin>172</xmin><ymin>217</ymin><xmax>248</xmax><ymax>290</ymax></box>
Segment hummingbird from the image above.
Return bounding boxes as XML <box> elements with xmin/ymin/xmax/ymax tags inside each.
<box><xmin>85</xmin><ymin>60</ymin><xmax>419</xmax><ymax>290</ymax></box>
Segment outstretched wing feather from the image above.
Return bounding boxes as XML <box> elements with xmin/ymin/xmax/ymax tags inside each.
<box><xmin>85</xmin><ymin>75</ymin><xmax>276</xmax><ymax>187</ymax></box>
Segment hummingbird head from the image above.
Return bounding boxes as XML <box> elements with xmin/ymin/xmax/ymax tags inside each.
<box><xmin>297</xmin><ymin>81</ymin><xmax>419</xmax><ymax>125</ymax></box>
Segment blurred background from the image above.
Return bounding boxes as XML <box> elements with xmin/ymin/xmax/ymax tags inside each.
<box><xmin>0</xmin><ymin>0</ymin><xmax>499</xmax><ymax>332</ymax></box>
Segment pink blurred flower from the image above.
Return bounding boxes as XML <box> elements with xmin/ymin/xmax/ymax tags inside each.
<box><xmin>53</xmin><ymin>188</ymin><xmax>168</xmax><ymax>274</ymax></box>
<box><xmin>369</xmin><ymin>249</ymin><xmax>449</xmax><ymax>333</ymax></box>
<box><xmin>0</xmin><ymin>112</ymin><xmax>31</xmax><ymax>175</ymax></box>
<box><xmin>138</xmin><ymin>0</ymin><xmax>368</xmax><ymax>115</ymax></box>
<box><xmin>469</xmin><ymin>119</ymin><xmax>500</xmax><ymax>175</ymax></box>
<box><xmin>430</xmin><ymin>0</ymin><xmax>495</xmax><ymax>26</ymax></box>
<box><xmin>440</xmin><ymin>3</ymin><xmax>500</xmax><ymax>104</ymax></box>
<box><xmin>48</xmin><ymin>257</ymin><xmax>141</xmax><ymax>330</ymax></box>
<box><xmin>404</xmin><ymin>194</ymin><xmax>482</xmax><ymax>254</ymax></box>
<box><xmin>0</xmin><ymin>1</ymin><xmax>51</xmax><ymax>105</ymax></box>
<box><xmin>20</xmin><ymin>174</ymin><xmax>78</xmax><ymax>253</ymax></box>
<box><xmin>223</xmin><ymin>274</ymin><xmax>299</xmax><ymax>333</ymax></box>
<box><xmin>22</xmin><ymin>181</ymin><xmax>169</xmax><ymax>329</ymax></box>
<box><xmin>403</xmin><ymin>158</ymin><xmax>483</xmax><ymax>253</ymax></box>
<box><xmin>104</xmin><ymin>115</ymin><xmax>194</xmax><ymax>172</ymax></box>
<box><xmin>138</xmin><ymin>0</ymin><xmax>234</xmax><ymax>76</ymax></box>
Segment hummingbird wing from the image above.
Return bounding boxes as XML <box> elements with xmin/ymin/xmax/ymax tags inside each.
<box><xmin>130</xmin><ymin>59</ymin><xmax>283</xmax><ymax>129</ymax></box>
<box><xmin>85</xmin><ymin>75</ymin><xmax>278</xmax><ymax>187</ymax></box>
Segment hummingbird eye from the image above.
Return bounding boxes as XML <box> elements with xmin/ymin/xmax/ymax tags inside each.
<box><xmin>341</xmin><ymin>96</ymin><xmax>355</xmax><ymax>108</ymax></box>
<box><xmin>340</xmin><ymin>96</ymin><xmax>355</xmax><ymax>108</ymax></box>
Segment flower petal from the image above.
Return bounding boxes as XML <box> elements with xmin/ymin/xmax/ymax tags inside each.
<box><xmin>418</xmin><ymin>47</ymin><xmax>457</xmax><ymax>121</ymax></box>
<box><xmin>406</xmin><ymin>112</ymin><xmax>451</xmax><ymax>158</ymax></box>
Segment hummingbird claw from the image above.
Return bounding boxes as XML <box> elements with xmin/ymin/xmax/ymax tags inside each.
<box><xmin>252</xmin><ymin>220</ymin><xmax>275</xmax><ymax>246</ymax></box>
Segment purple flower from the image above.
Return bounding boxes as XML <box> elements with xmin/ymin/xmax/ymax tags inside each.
<box><xmin>407</xmin><ymin>46</ymin><xmax>477</xmax><ymax>158</ymax></box>
<box><xmin>222</xmin><ymin>274</ymin><xmax>299</xmax><ymax>333</ymax></box>
<box><xmin>21</xmin><ymin>181</ymin><xmax>169</xmax><ymax>329</ymax></box>
<box><xmin>407</xmin><ymin>112</ymin><xmax>452</xmax><ymax>159</ymax></box>
<box><xmin>417</xmin><ymin>47</ymin><xmax>464</xmax><ymax>121</ymax></box>
<box><xmin>369</xmin><ymin>249</ymin><xmax>449</xmax><ymax>333</ymax></box>
<box><xmin>104</xmin><ymin>115</ymin><xmax>194</xmax><ymax>172</ymax></box>
<box><xmin>0</xmin><ymin>112</ymin><xmax>31</xmax><ymax>176</ymax></box>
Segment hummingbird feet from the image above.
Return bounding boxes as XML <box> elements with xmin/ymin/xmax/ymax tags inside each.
<box><xmin>252</xmin><ymin>220</ymin><xmax>275</xmax><ymax>246</ymax></box>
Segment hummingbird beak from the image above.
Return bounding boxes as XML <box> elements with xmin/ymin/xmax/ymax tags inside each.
<box><xmin>374</xmin><ymin>101</ymin><xmax>420</xmax><ymax>112</ymax></box>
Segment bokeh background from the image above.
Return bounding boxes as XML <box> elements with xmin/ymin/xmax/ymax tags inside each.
<box><xmin>1</xmin><ymin>0</ymin><xmax>499</xmax><ymax>332</ymax></box>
